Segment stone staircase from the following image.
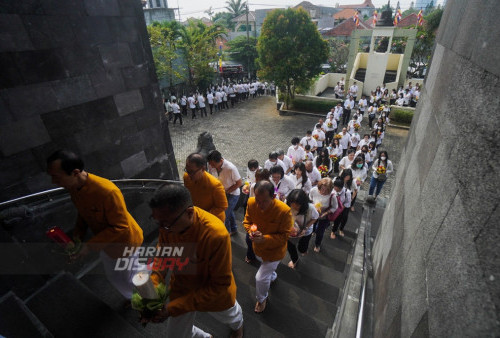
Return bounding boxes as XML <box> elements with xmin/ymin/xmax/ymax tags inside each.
<box><xmin>0</xmin><ymin>186</ymin><xmax>365</xmax><ymax>337</ymax></box>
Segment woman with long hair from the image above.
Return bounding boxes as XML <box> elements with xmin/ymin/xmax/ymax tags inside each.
<box><xmin>286</xmin><ymin>189</ymin><xmax>319</xmax><ymax>269</ymax></box>
<box><xmin>330</xmin><ymin>138</ymin><xmax>343</xmax><ymax>173</ymax></box>
<box><xmin>314</xmin><ymin>148</ymin><xmax>333</xmax><ymax>177</ymax></box>
<box><xmin>350</xmin><ymin>156</ymin><xmax>367</xmax><ymax>212</ymax></box>
<box><xmin>309</xmin><ymin>178</ymin><xmax>337</xmax><ymax>252</ymax></box>
<box><xmin>369</xmin><ymin>151</ymin><xmax>394</xmax><ymax>198</ymax></box>
<box><xmin>290</xmin><ymin>162</ymin><xmax>312</xmax><ymax>194</ymax></box>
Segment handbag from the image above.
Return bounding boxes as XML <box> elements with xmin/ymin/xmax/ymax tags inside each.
<box><xmin>377</xmin><ymin>173</ymin><xmax>387</xmax><ymax>182</ymax></box>
<box><xmin>327</xmin><ymin>194</ymin><xmax>344</xmax><ymax>221</ymax></box>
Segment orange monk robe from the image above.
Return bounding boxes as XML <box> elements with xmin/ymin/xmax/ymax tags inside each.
<box><xmin>184</xmin><ymin>171</ymin><xmax>228</xmax><ymax>222</ymax></box>
<box><xmin>151</xmin><ymin>207</ymin><xmax>237</xmax><ymax>316</ymax></box>
<box><xmin>243</xmin><ymin>197</ymin><xmax>293</xmax><ymax>262</ymax></box>
<box><xmin>71</xmin><ymin>173</ymin><xmax>143</xmax><ymax>258</ymax></box>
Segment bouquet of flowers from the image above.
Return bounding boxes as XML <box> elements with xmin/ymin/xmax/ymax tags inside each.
<box><xmin>314</xmin><ymin>202</ymin><xmax>322</xmax><ymax>211</ymax></box>
<box><xmin>353</xmin><ymin>123</ymin><xmax>361</xmax><ymax>130</ymax></box>
<box><xmin>376</xmin><ymin>166</ymin><xmax>386</xmax><ymax>174</ymax></box>
<box><xmin>334</xmin><ymin>134</ymin><xmax>343</xmax><ymax>140</ymax></box>
<box><xmin>327</xmin><ymin>122</ymin><xmax>333</xmax><ymax>128</ymax></box>
<box><xmin>378</xmin><ymin>106</ymin><xmax>384</xmax><ymax>112</ymax></box>
<box><xmin>313</xmin><ymin>134</ymin><xmax>319</xmax><ymax>140</ymax></box>
<box><xmin>329</xmin><ymin>154</ymin><xmax>338</xmax><ymax>162</ymax></box>
<box><xmin>318</xmin><ymin>165</ymin><xmax>329</xmax><ymax>177</ymax></box>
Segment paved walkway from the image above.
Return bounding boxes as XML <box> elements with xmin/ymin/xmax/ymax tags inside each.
<box><xmin>168</xmin><ymin>95</ymin><xmax>408</xmax><ymax>200</ymax></box>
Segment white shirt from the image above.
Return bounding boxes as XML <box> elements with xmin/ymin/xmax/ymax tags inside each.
<box><xmin>358</xmin><ymin>139</ymin><xmax>370</xmax><ymax>149</ymax></box>
<box><xmin>264</xmin><ymin>159</ymin><xmax>288</xmax><ymax>174</ymax></box>
<box><xmin>290</xmin><ymin>175</ymin><xmax>312</xmax><ymax>194</ymax></box>
<box><xmin>309</xmin><ymin>188</ymin><xmax>337</xmax><ymax>214</ymax></box>
<box><xmin>304</xmin><ymin>152</ymin><xmax>314</xmax><ymax>161</ymax></box>
<box><xmin>396</xmin><ymin>97</ymin><xmax>405</xmax><ymax>106</ymax></box>
<box><xmin>171</xmin><ymin>103</ymin><xmax>180</xmax><ymax>114</ymax></box>
<box><xmin>325</xmin><ymin>118</ymin><xmax>337</xmax><ymax>132</ymax></box>
<box><xmin>371</xmin><ymin>159</ymin><xmax>394</xmax><ymax>178</ymax></box>
<box><xmin>292</xmin><ymin>203</ymin><xmax>319</xmax><ymax>236</ymax></box>
<box><xmin>358</xmin><ymin>99</ymin><xmax>367</xmax><ymax>111</ymax></box>
<box><xmin>330</xmin><ymin>145</ymin><xmax>343</xmax><ymax>157</ymax></box>
<box><xmin>206</xmin><ymin>93</ymin><xmax>214</xmax><ymax>104</ymax></box>
<box><xmin>287</xmin><ymin>145</ymin><xmax>306</xmax><ymax>163</ymax></box>
<box><xmin>300</xmin><ymin>136</ymin><xmax>317</xmax><ymax>150</ymax></box>
<box><xmin>208</xmin><ymin>159</ymin><xmax>241</xmax><ymax>196</ymax></box>
<box><xmin>312</xmin><ymin>129</ymin><xmax>326</xmax><ymax>147</ymax></box>
<box><xmin>272</xmin><ymin>175</ymin><xmax>295</xmax><ymax>199</ymax></box>
<box><xmin>180</xmin><ymin>97</ymin><xmax>187</xmax><ymax>106</ymax></box>
<box><xmin>339</xmin><ymin>156</ymin><xmax>353</xmax><ymax>170</ymax></box>
<box><xmin>350</xmin><ymin>132</ymin><xmax>360</xmax><ymax>148</ymax></box>
<box><xmin>334</xmin><ymin>107</ymin><xmax>343</xmax><ymax>121</ymax></box>
<box><xmin>355</xmin><ymin>150</ymin><xmax>371</xmax><ymax>163</ymax></box>
<box><xmin>344</xmin><ymin>99</ymin><xmax>354</xmax><ymax>110</ymax></box>
<box><xmin>215</xmin><ymin>91</ymin><xmax>222</xmax><ymax>103</ymax></box>
<box><xmin>306</xmin><ymin>167</ymin><xmax>322</xmax><ymax>186</ymax></box>
<box><xmin>187</xmin><ymin>96</ymin><xmax>196</xmax><ymax>109</ymax></box>
<box><xmin>339</xmin><ymin>132</ymin><xmax>350</xmax><ymax>149</ymax></box>
<box><xmin>280</xmin><ymin>155</ymin><xmax>294</xmax><ymax>173</ymax></box>
<box><xmin>351</xmin><ymin>167</ymin><xmax>367</xmax><ymax>190</ymax></box>
<box><xmin>349</xmin><ymin>85</ymin><xmax>358</xmax><ymax>96</ymax></box>
<box><xmin>197</xmin><ymin>95</ymin><xmax>205</xmax><ymax>108</ymax></box>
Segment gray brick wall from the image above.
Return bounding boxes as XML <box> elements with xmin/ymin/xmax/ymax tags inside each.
<box><xmin>371</xmin><ymin>0</ymin><xmax>500</xmax><ymax>336</ymax></box>
<box><xmin>0</xmin><ymin>0</ymin><xmax>178</xmax><ymax>202</ymax></box>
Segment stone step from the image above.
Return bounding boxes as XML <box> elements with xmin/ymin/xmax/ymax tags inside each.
<box><xmin>0</xmin><ymin>291</ymin><xmax>53</xmax><ymax>337</ymax></box>
<box><xmin>26</xmin><ymin>272</ymin><xmax>142</xmax><ymax>338</ymax></box>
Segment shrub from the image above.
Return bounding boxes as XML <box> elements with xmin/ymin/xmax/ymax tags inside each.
<box><xmin>390</xmin><ymin>107</ymin><xmax>414</xmax><ymax>125</ymax></box>
<box><xmin>290</xmin><ymin>97</ymin><xmax>342</xmax><ymax>113</ymax></box>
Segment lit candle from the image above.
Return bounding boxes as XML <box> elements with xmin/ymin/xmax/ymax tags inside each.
<box><xmin>132</xmin><ymin>271</ymin><xmax>158</xmax><ymax>299</ymax></box>
<box><xmin>46</xmin><ymin>226</ymin><xmax>74</xmax><ymax>248</ymax></box>
<box><xmin>250</xmin><ymin>224</ymin><xmax>257</xmax><ymax>234</ymax></box>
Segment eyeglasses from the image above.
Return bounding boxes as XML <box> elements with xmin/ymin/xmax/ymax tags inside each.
<box><xmin>150</xmin><ymin>207</ymin><xmax>191</xmax><ymax>230</ymax></box>
<box><xmin>184</xmin><ymin>167</ymin><xmax>202</xmax><ymax>176</ymax></box>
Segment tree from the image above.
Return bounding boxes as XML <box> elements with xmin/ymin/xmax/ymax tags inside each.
<box><xmin>225</xmin><ymin>0</ymin><xmax>246</xmax><ymax>19</ymax></box>
<box><xmin>213</xmin><ymin>12</ymin><xmax>235</xmax><ymax>31</ymax></box>
<box><xmin>424</xmin><ymin>8</ymin><xmax>443</xmax><ymax>33</ymax></box>
<box><xmin>257</xmin><ymin>8</ymin><xmax>328</xmax><ymax>108</ymax></box>
<box><xmin>147</xmin><ymin>22</ymin><xmax>184</xmax><ymax>92</ymax></box>
<box><xmin>179</xmin><ymin>20</ymin><xmax>227</xmax><ymax>90</ymax></box>
<box><xmin>227</xmin><ymin>35</ymin><xmax>258</xmax><ymax>76</ymax></box>
<box><xmin>327</xmin><ymin>39</ymin><xmax>349</xmax><ymax>73</ymax></box>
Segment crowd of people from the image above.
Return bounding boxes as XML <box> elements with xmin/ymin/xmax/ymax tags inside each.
<box><xmin>163</xmin><ymin>81</ymin><xmax>276</xmax><ymax>125</ymax></box>
<box><xmin>45</xmin><ymin>81</ymin><xmax>397</xmax><ymax>337</ymax></box>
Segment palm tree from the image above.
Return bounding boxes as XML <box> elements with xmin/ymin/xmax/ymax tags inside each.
<box><xmin>225</xmin><ymin>0</ymin><xmax>246</xmax><ymax>18</ymax></box>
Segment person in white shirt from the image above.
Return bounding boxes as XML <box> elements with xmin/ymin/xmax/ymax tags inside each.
<box><xmin>349</xmin><ymin>156</ymin><xmax>368</xmax><ymax>211</ymax></box>
<box><xmin>333</xmin><ymin>104</ymin><xmax>343</xmax><ymax>127</ymax></box>
<box><xmin>300</xmin><ymin>131</ymin><xmax>318</xmax><ymax>153</ymax></box>
<box><xmin>358</xmin><ymin>134</ymin><xmax>370</xmax><ymax>150</ymax></box>
<box><xmin>334</xmin><ymin>82</ymin><xmax>341</xmax><ymax>98</ymax></box>
<box><xmin>290</xmin><ymin>162</ymin><xmax>312</xmax><ymax>194</ymax></box>
<box><xmin>313</xmin><ymin>148</ymin><xmax>333</xmax><ymax>177</ymax></box>
<box><xmin>367</xmin><ymin>141</ymin><xmax>377</xmax><ymax>167</ymax></box>
<box><xmin>305</xmin><ymin>160</ymin><xmax>322</xmax><ymax>186</ymax></box>
<box><xmin>368</xmin><ymin>151</ymin><xmax>394</xmax><ymax>198</ymax></box>
<box><xmin>313</xmin><ymin>118</ymin><xmax>327</xmax><ymax>133</ymax></box>
<box><xmin>339</xmin><ymin>127</ymin><xmax>351</xmax><ymax>157</ymax></box>
<box><xmin>347</xmin><ymin>114</ymin><xmax>360</xmax><ymax>135</ymax></box>
<box><xmin>206</xmin><ymin>92</ymin><xmax>214</xmax><ymax>114</ymax></box>
<box><xmin>326</xmin><ymin>107</ymin><xmax>335</xmax><ymax>120</ymax></box>
<box><xmin>312</xmin><ymin>124</ymin><xmax>326</xmax><ymax>152</ymax></box>
<box><xmin>390</xmin><ymin>89</ymin><xmax>398</xmax><ymax>105</ymax></box>
<box><xmin>229</xmin><ymin>85</ymin><xmax>236</xmax><ymax>107</ymax></box>
<box><xmin>349</xmin><ymin>81</ymin><xmax>359</xmax><ymax>100</ymax></box>
<box><xmin>171</xmin><ymin>99</ymin><xmax>182</xmax><ymax>125</ymax></box>
<box><xmin>187</xmin><ymin>94</ymin><xmax>197</xmax><ymax>119</ymax></box>
<box><xmin>197</xmin><ymin>93</ymin><xmax>207</xmax><ymax>117</ymax></box>
<box><xmin>309</xmin><ymin>178</ymin><xmax>337</xmax><ymax>252</ymax></box>
<box><xmin>355</xmin><ymin>145</ymin><xmax>371</xmax><ymax>164</ymax></box>
<box><xmin>243</xmin><ymin>159</ymin><xmax>261</xmax><ymax>196</ymax></box>
<box><xmin>324</xmin><ymin>115</ymin><xmax>337</xmax><ymax>145</ymax></box>
<box><xmin>207</xmin><ymin>150</ymin><xmax>242</xmax><ymax>234</ymax></box>
<box><xmin>339</xmin><ymin>149</ymin><xmax>356</xmax><ymax>172</ymax></box>
<box><xmin>330</xmin><ymin>138</ymin><xmax>343</xmax><ymax>173</ymax></box>
<box><xmin>222</xmin><ymin>91</ymin><xmax>229</xmax><ymax>109</ymax></box>
<box><xmin>286</xmin><ymin>189</ymin><xmax>319</xmax><ymax>268</ymax></box>
<box><xmin>396</xmin><ymin>93</ymin><xmax>405</xmax><ymax>106</ymax></box>
<box><xmin>403</xmin><ymin>89</ymin><xmax>411</xmax><ymax>106</ymax></box>
<box><xmin>339</xmin><ymin>77</ymin><xmax>345</xmax><ymax>86</ymax></box>
<box><xmin>330</xmin><ymin>177</ymin><xmax>352</xmax><ymax>238</ymax></box>
<box><xmin>215</xmin><ymin>90</ymin><xmax>223</xmax><ymax>111</ymax></box>
<box><xmin>269</xmin><ymin>165</ymin><xmax>295</xmax><ymax>201</ymax></box>
<box><xmin>350</xmin><ymin>129</ymin><xmax>360</xmax><ymax>151</ymax></box>
<box><xmin>277</xmin><ymin>148</ymin><xmax>293</xmax><ymax>175</ymax></box>
<box><xmin>358</xmin><ymin>95</ymin><xmax>367</xmax><ymax>117</ymax></box>
<box><xmin>343</xmin><ymin>96</ymin><xmax>355</xmax><ymax>125</ymax></box>
<box><xmin>180</xmin><ymin>95</ymin><xmax>188</xmax><ymax>116</ymax></box>
<box><xmin>367</xmin><ymin>104</ymin><xmax>377</xmax><ymax>128</ymax></box>
<box><xmin>287</xmin><ymin>137</ymin><xmax>306</xmax><ymax>164</ymax></box>
<box><xmin>264</xmin><ymin>152</ymin><xmax>288</xmax><ymax>174</ymax></box>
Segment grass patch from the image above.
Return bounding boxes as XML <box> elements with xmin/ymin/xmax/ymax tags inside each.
<box><xmin>290</xmin><ymin>97</ymin><xmax>342</xmax><ymax>113</ymax></box>
<box><xmin>390</xmin><ymin>107</ymin><xmax>414</xmax><ymax>125</ymax></box>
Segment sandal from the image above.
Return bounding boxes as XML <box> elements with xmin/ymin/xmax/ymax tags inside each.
<box><xmin>330</xmin><ymin>232</ymin><xmax>336</xmax><ymax>239</ymax></box>
<box><xmin>313</xmin><ymin>246</ymin><xmax>320</xmax><ymax>253</ymax></box>
<box><xmin>339</xmin><ymin>230</ymin><xmax>344</xmax><ymax>237</ymax></box>
<box><xmin>254</xmin><ymin>297</ymin><xmax>268</xmax><ymax>313</ymax></box>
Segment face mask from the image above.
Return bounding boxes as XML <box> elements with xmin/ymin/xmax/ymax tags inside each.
<box><xmin>381</xmin><ymin>157</ymin><xmax>386</xmax><ymax>161</ymax></box>
<box><xmin>270</xmin><ymin>161</ymin><xmax>276</xmax><ymax>165</ymax></box>
<box><xmin>357</xmin><ymin>164</ymin><xmax>363</xmax><ymax>168</ymax></box>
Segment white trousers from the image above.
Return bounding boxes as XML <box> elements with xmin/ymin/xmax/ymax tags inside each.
<box><xmin>100</xmin><ymin>251</ymin><xmax>144</xmax><ymax>299</ymax></box>
<box><xmin>166</xmin><ymin>301</ymin><xmax>243</xmax><ymax>337</ymax></box>
<box><xmin>255</xmin><ymin>259</ymin><xmax>280</xmax><ymax>303</ymax></box>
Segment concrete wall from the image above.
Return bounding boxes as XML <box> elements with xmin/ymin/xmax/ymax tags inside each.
<box><xmin>0</xmin><ymin>0</ymin><xmax>178</xmax><ymax>202</ymax></box>
<box><xmin>371</xmin><ymin>0</ymin><xmax>500</xmax><ymax>336</ymax></box>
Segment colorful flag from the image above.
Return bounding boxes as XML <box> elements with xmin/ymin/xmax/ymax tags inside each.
<box><xmin>417</xmin><ymin>10</ymin><xmax>423</xmax><ymax>26</ymax></box>
<box><xmin>393</xmin><ymin>9</ymin><xmax>402</xmax><ymax>26</ymax></box>
<box><xmin>353</xmin><ymin>11</ymin><xmax>360</xmax><ymax>27</ymax></box>
<box><xmin>372</xmin><ymin>10</ymin><xmax>378</xmax><ymax>26</ymax></box>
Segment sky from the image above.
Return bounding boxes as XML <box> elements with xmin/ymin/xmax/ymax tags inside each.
<box><xmin>171</xmin><ymin>0</ymin><xmax>444</xmax><ymax>21</ymax></box>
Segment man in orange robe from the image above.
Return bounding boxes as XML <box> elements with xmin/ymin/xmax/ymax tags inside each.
<box><xmin>183</xmin><ymin>153</ymin><xmax>228</xmax><ymax>222</ymax></box>
<box><xmin>148</xmin><ymin>184</ymin><xmax>243</xmax><ymax>337</ymax></box>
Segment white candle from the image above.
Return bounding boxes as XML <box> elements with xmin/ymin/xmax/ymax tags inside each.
<box><xmin>132</xmin><ymin>271</ymin><xmax>158</xmax><ymax>299</ymax></box>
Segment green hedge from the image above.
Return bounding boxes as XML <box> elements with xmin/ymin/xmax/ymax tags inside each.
<box><xmin>290</xmin><ymin>97</ymin><xmax>342</xmax><ymax>113</ymax></box>
<box><xmin>390</xmin><ymin>107</ymin><xmax>414</xmax><ymax>125</ymax></box>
